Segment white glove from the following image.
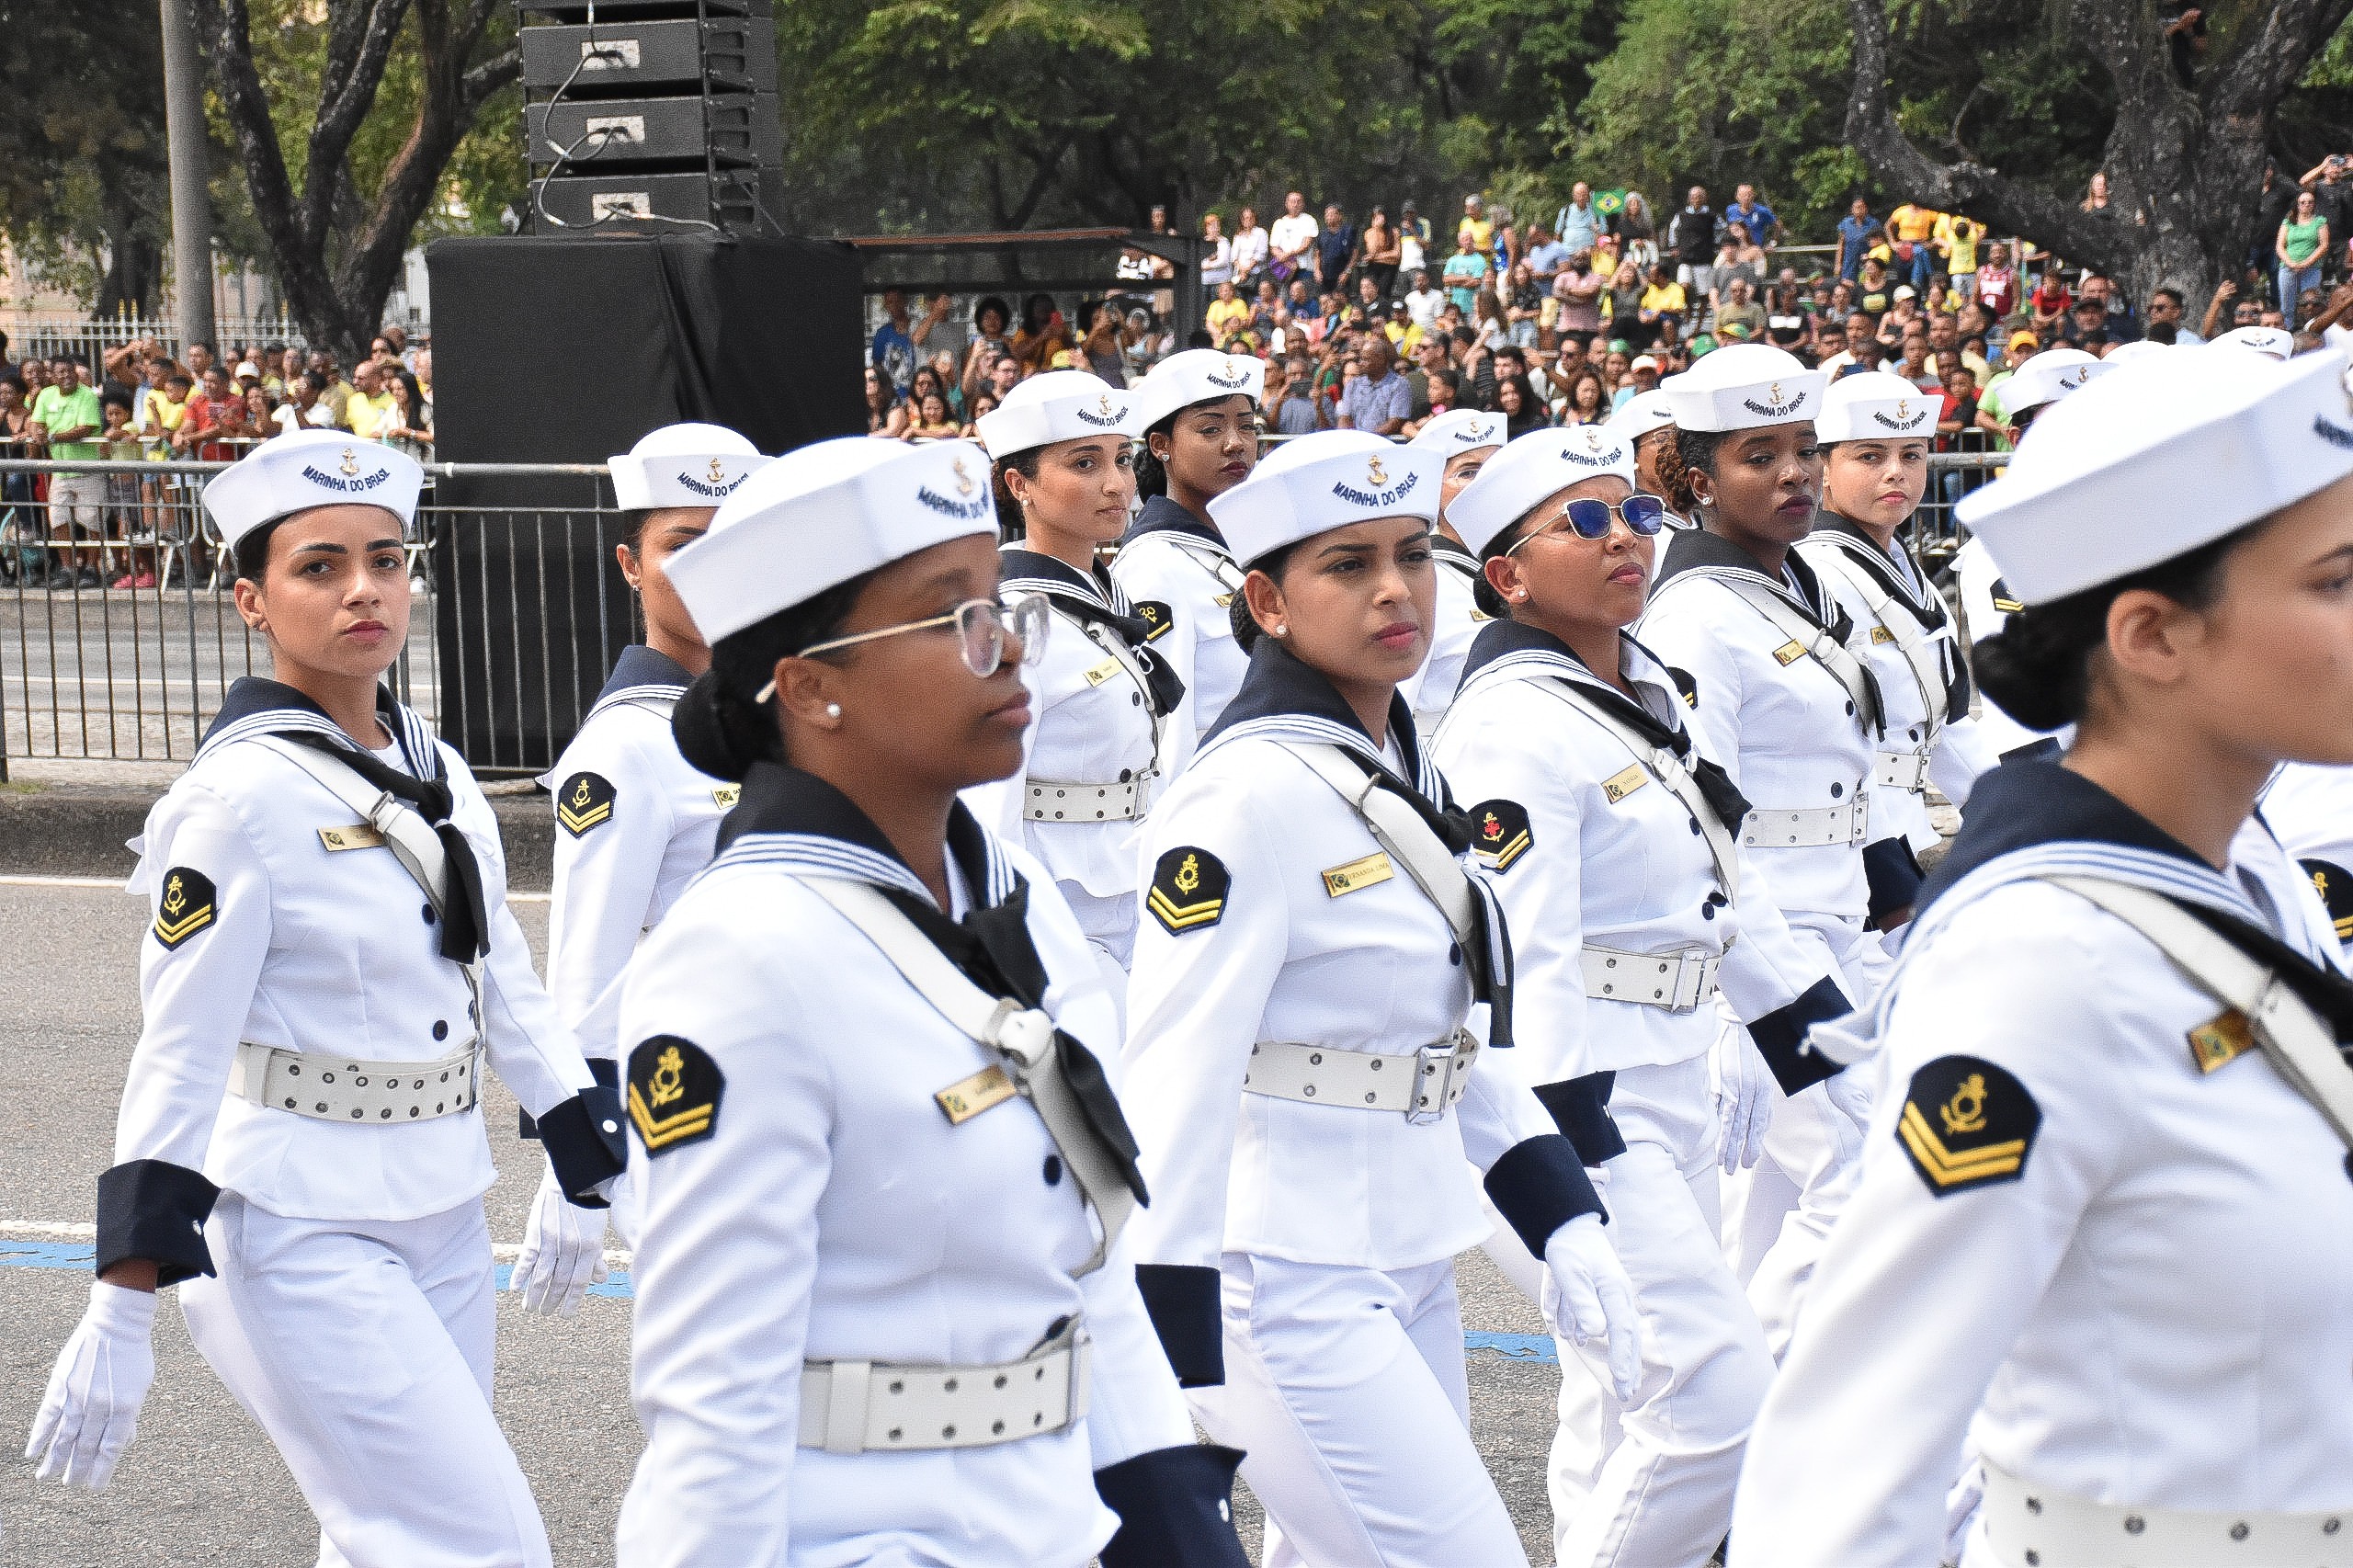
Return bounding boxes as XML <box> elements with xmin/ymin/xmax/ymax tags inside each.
<box><xmin>1940</xmin><ymin>1457</ymin><xmax>1987</xmax><ymax>1568</ymax></box>
<box><xmin>1712</xmin><ymin>1028</ymin><xmax>1775</xmax><ymax>1173</ymax></box>
<box><xmin>509</xmin><ymin>1161</ymin><xmax>609</xmax><ymax>1318</ymax></box>
<box><xmin>26</xmin><ymin>1279</ymin><xmax>158</xmax><ymax>1489</ymax></box>
<box><xmin>1540</xmin><ymin>1214</ymin><xmax>1643</xmax><ymax>1403</ymax></box>
<box><xmin>1823</xmin><ymin>1063</ymin><xmax>1873</xmax><ymax>1137</ymax></box>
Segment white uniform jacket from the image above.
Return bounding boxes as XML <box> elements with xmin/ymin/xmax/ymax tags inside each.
<box><xmin>1953</xmin><ymin>535</ymin><xmax>2065</xmax><ymax>762</ymax></box>
<box><xmin>965</xmin><ymin>548</ymin><xmax>1185</xmax><ymax>966</ymax></box>
<box><xmin>2261</xmin><ymin>763</ymin><xmax>2353</xmax><ymax>962</ymax></box>
<box><xmin>544</xmin><ymin>644</ymin><xmax>732</xmax><ymax>1071</ymax></box>
<box><xmin>1109</xmin><ymin>497</ymin><xmax>1248</xmax><ymax>769</ymax></box>
<box><xmin>1734</xmin><ymin>759</ymin><xmax>2353</xmax><ymax>1565</ymax></box>
<box><xmin>102</xmin><ymin>679</ymin><xmax>618</xmax><ymax>1286</ymax></box>
<box><xmin>1431</xmin><ymin>622</ymin><xmax>1852</xmax><ymax>1094</ymax></box>
<box><xmin>1399</xmin><ymin>537</ymin><xmax>1485</xmax><ymax>740</ymax></box>
<box><xmin>1122</xmin><ymin>639</ymin><xmax>1607</xmax><ymax>1388</ymax></box>
<box><xmin>1639</xmin><ymin>527</ymin><xmax>1908</xmax><ymax>923</ymax></box>
<box><xmin>617</xmin><ymin>764</ymin><xmax>1238</xmax><ymax>1568</ymax></box>
<box><xmin>1798</xmin><ymin>515</ymin><xmax>1994</xmax><ymax>850</ymax></box>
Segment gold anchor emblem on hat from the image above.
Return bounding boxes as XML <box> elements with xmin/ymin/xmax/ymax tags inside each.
<box><xmin>339</xmin><ymin>448</ymin><xmax>359</xmax><ymax>477</ymax></box>
<box><xmin>952</xmin><ymin>456</ymin><xmax>976</xmax><ymax>496</ymax></box>
<box><xmin>2065</xmin><ymin>367</ymin><xmax>2088</xmax><ymax>387</ymax></box>
<box><xmin>707</xmin><ymin>458</ymin><xmax>725</xmax><ymax>483</ymax></box>
<box><xmin>1894</xmin><ymin>397</ymin><xmax>1911</xmax><ymax>420</ymax></box>
<box><xmin>1223</xmin><ymin>357</ymin><xmax>1242</xmax><ymax>380</ymax></box>
<box><xmin>1367</xmin><ymin>456</ymin><xmax>1390</xmax><ymax>486</ymax></box>
<box><xmin>1173</xmin><ymin>853</ymin><xmax>1201</xmax><ymax>895</ymax></box>
<box><xmin>1939</xmin><ymin>1073</ymin><xmax>1989</xmax><ymax>1136</ymax></box>
<box><xmin>648</xmin><ymin>1043</ymin><xmax>686</xmax><ymax>1109</ymax></box>
<box><xmin>1585</xmin><ymin>427</ymin><xmax>1604</xmax><ymax>452</ymax></box>
<box><xmin>1097</xmin><ymin>393</ymin><xmax>1115</xmax><ymax>416</ymax></box>
<box><xmin>1768</xmin><ymin>381</ymin><xmax>1785</xmax><ymax>405</ymax></box>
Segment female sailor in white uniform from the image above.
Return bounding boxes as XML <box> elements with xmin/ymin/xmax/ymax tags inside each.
<box><xmin>1607</xmin><ymin>389</ymin><xmax>1693</xmax><ymax>528</ymax></box>
<box><xmin>1432</xmin><ymin>425</ymin><xmax>1858</xmax><ymax>1567</ymax></box>
<box><xmin>1122</xmin><ymin>429</ymin><xmax>1643</xmax><ymax>1568</ymax></box>
<box><xmin>971</xmin><ymin>370</ymin><xmax>1182</xmax><ymax>989</ymax></box>
<box><xmin>617</xmin><ymin>436</ymin><xmax>1246</xmax><ymax>1568</ymax></box>
<box><xmin>1735</xmin><ymin>329</ymin><xmax>2353</xmax><ymax>1568</ymax></box>
<box><xmin>1400</xmin><ymin>407</ymin><xmax>1505</xmax><ymax>733</ymax></box>
<box><xmin>24</xmin><ymin>429</ymin><xmax>625</xmax><ymax>1567</ymax></box>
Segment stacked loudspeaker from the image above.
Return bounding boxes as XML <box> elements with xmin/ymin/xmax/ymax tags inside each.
<box><xmin>519</xmin><ymin>0</ymin><xmax>781</xmax><ymax>234</ymax></box>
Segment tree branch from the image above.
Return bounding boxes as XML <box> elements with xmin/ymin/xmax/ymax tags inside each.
<box><xmin>303</xmin><ymin>0</ymin><xmax>413</xmax><ymax>242</ymax></box>
<box><xmin>184</xmin><ymin>0</ymin><xmax>315</xmax><ymax>278</ymax></box>
<box><xmin>2207</xmin><ymin>0</ymin><xmax>2353</xmax><ymax>122</ymax></box>
<box><xmin>460</xmin><ymin>45</ymin><xmax>520</xmax><ymax>111</ymax></box>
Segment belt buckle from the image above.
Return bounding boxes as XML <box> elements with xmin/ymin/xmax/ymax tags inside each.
<box><xmin>1670</xmin><ymin>950</ymin><xmax>1702</xmax><ymax>1012</ymax></box>
<box><xmin>1407</xmin><ymin>1036</ymin><xmax>1464</xmax><ymax>1125</ymax></box>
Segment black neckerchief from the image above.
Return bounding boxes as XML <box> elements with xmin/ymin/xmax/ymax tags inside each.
<box><xmin>594</xmin><ymin>643</ymin><xmax>694</xmax><ymax>705</ymax></box>
<box><xmin>999</xmin><ymin>547</ymin><xmax>1187</xmax><ymax>715</ymax></box>
<box><xmin>1815</xmin><ymin>512</ymin><xmax>1974</xmax><ymax>722</ymax></box>
<box><xmin>719</xmin><ymin>762</ymin><xmax>1146</xmax><ymax>1199</ymax></box>
<box><xmin>1923</xmin><ymin>760</ymin><xmax>2353</xmax><ymax>1039</ymax></box>
<box><xmin>1121</xmin><ymin>493</ymin><xmax>1224</xmax><ymax>549</ymax></box>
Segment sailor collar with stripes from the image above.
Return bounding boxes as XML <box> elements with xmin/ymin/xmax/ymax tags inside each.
<box><xmin>1199</xmin><ymin>635</ymin><xmax>1446</xmax><ymax>803</ymax></box>
<box><xmin>1453</xmin><ymin>619</ymin><xmax>1688</xmax><ymax>733</ymax></box>
<box><xmin>583</xmin><ymin>643</ymin><xmax>694</xmax><ymax>724</ymax></box>
<box><xmin>1653</xmin><ymin>521</ymin><xmax>1845</xmax><ymax>631</ymax></box>
<box><xmin>197</xmin><ymin>676</ymin><xmax>442</xmax><ymax>778</ymax></box>
<box><xmin>998</xmin><ymin>545</ymin><xmax>1130</xmax><ymax>617</ymax></box>
<box><xmin>1431</xmin><ymin>533</ymin><xmax>1483</xmax><ymax>585</ymax></box>
<box><xmin>703</xmin><ymin>760</ymin><xmax>1020</xmax><ymax>911</ymax></box>
<box><xmin>1121</xmin><ymin>493</ymin><xmax>1229</xmax><ymax>554</ymax></box>
<box><xmin>1809</xmin><ymin>513</ymin><xmax>1945</xmax><ymax>631</ymax></box>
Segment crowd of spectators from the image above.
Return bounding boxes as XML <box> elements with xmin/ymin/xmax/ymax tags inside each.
<box><xmin>0</xmin><ymin>327</ymin><xmax>431</xmax><ymax>591</ymax></box>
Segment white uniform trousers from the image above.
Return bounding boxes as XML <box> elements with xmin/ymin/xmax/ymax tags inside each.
<box><xmin>1547</xmin><ymin>1055</ymin><xmax>1775</xmax><ymax>1568</ymax></box>
<box><xmin>1720</xmin><ymin>914</ymin><xmax>1891</xmax><ymax>1358</ymax></box>
<box><xmin>1193</xmin><ymin>1252</ymin><xmax>1529</xmax><ymax>1568</ymax></box>
<box><xmin>180</xmin><ymin>1193</ymin><xmax>552</xmax><ymax>1568</ymax></box>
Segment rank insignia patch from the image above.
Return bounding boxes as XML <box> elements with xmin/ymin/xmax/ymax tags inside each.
<box><xmin>2302</xmin><ymin>858</ymin><xmax>2353</xmax><ymax>942</ymax></box>
<box><xmin>1133</xmin><ymin>599</ymin><xmax>1176</xmax><ymax>642</ymax></box>
<box><xmin>2188</xmin><ymin>1008</ymin><xmax>2254</xmax><ymax>1074</ymax></box>
<box><xmin>1470</xmin><ymin>799</ymin><xmax>1533</xmax><ymax>872</ymax></box>
<box><xmin>711</xmin><ymin>784</ymin><xmax>741</xmax><ymax>810</ymax></box>
<box><xmin>627</xmin><ymin>1035</ymin><xmax>723</xmax><ymax>1154</ymax></box>
<box><xmin>1896</xmin><ymin>1054</ymin><xmax>2040</xmax><ymax>1197</ymax></box>
<box><xmin>1669</xmin><ymin>666</ymin><xmax>1699</xmax><ymax>709</ymax></box>
<box><xmin>152</xmin><ymin>867</ymin><xmax>216</xmax><ymax>949</ymax></box>
<box><xmin>556</xmin><ymin>771</ymin><xmax>616</xmax><ymax>836</ymax></box>
<box><xmin>1148</xmin><ymin>846</ymin><xmax>1230</xmax><ymax>934</ymax></box>
<box><xmin>1990</xmin><ymin>578</ymin><xmax>2025</xmax><ymax>616</ymax></box>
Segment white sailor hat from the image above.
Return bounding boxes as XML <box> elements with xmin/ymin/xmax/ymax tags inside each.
<box><xmin>2002</xmin><ymin>346</ymin><xmax>2110</xmax><ymax>415</ymax></box>
<box><xmin>1606</xmin><ymin>390</ymin><xmax>1676</xmax><ymax>443</ymax></box>
<box><xmin>1407</xmin><ymin>408</ymin><xmax>1506</xmax><ymax>456</ymax></box>
<box><xmin>1206</xmin><ymin>430</ymin><xmax>1443</xmax><ymax>568</ymax></box>
<box><xmin>2101</xmin><ymin>339</ymin><xmax>2170</xmax><ymax>367</ymax></box>
<box><xmin>1449</xmin><ymin>425</ymin><xmax>1637</xmax><ymax>558</ymax></box>
<box><xmin>974</xmin><ymin>369</ymin><xmax>1138</xmax><ymax>460</ymax></box>
<box><xmin>1131</xmin><ymin>348</ymin><xmax>1264</xmax><ymax>431</ymax></box>
<box><xmin>607</xmin><ymin>423</ymin><xmax>767</xmax><ymax>512</ymax></box>
<box><xmin>2211</xmin><ymin>324</ymin><xmax>2296</xmax><ymax>361</ymax></box>
<box><xmin>1814</xmin><ymin>369</ymin><xmax>1938</xmax><ymax>443</ymax></box>
<box><xmin>666</xmin><ymin>437</ymin><xmax>997</xmax><ymax>643</ymax></box>
<box><xmin>1659</xmin><ymin>342</ymin><xmax>1824</xmax><ymax>433</ymax></box>
<box><xmin>1957</xmin><ymin>345</ymin><xmax>2353</xmax><ymax>605</ymax></box>
<box><xmin>200</xmin><ymin>428</ymin><xmax>424</xmax><ymax>551</ymax></box>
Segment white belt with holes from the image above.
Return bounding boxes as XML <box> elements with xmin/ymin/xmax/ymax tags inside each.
<box><xmin>228</xmin><ymin>1039</ymin><xmax>481</xmax><ymax>1124</ymax></box>
<box><xmin>1740</xmin><ymin>799</ymin><xmax>1870</xmax><ymax>849</ymax></box>
<box><xmin>1874</xmin><ymin>746</ymin><xmax>1932</xmax><ymax>794</ymax></box>
<box><xmin>1023</xmin><ymin>778</ymin><xmax>1143</xmax><ymax>823</ymax></box>
<box><xmin>1981</xmin><ymin>1461</ymin><xmax>2353</xmax><ymax>1568</ymax></box>
<box><xmin>1582</xmin><ymin>945</ymin><xmax>1721</xmax><ymax>1012</ymax></box>
<box><xmin>1244</xmin><ymin>1028</ymin><xmax>1480</xmax><ymax>1125</ymax></box>
<box><xmin>797</xmin><ymin>1322</ymin><xmax>1090</xmax><ymax>1455</ymax></box>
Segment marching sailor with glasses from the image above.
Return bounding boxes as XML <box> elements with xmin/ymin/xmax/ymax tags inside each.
<box><xmin>1121</xmin><ymin>429</ymin><xmax>1643</xmax><ymax>1568</ymax></box>
<box><xmin>1399</xmin><ymin>408</ymin><xmax>1506</xmax><ymax>734</ymax></box>
<box><xmin>528</xmin><ymin>423</ymin><xmax>767</xmax><ymax>1274</ymax></box>
<box><xmin>618</xmin><ymin>437</ymin><xmax>1246</xmax><ymax>1568</ymax></box>
<box><xmin>1112</xmin><ymin>349</ymin><xmax>1265</xmax><ymax>766</ymax></box>
<box><xmin>24</xmin><ymin>429</ymin><xmax>627</xmax><ymax>1566</ymax></box>
<box><xmin>972</xmin><ymin>372</ymin><xmax>1183</xmax><ymax>995</ymax></box>
<box><xmin>1634</xmin><ymin>344</ymin><xmax>1893</xmax><ymax>1358</ymax></box>
<box><xmin>1736</xmin><ymin>329</ymin><xmax>2353</xmax><ymax>1568</ymax></box>
<box><xmin>1430</xmin><ymin>425</ymin><xmax>1855</xmax><ymax>1568</ymax></box>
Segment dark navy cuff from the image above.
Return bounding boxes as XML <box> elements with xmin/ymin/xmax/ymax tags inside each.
<box><xmin>1531</xmin><ymin>1072</ymin><xmax>1625</xmax><ymax>1165</ymax></box>
<box><xmin>1096</xmin><ymin>1443</ymin><xmax>1250</xmax><ymax>1567</ymax></box>
<box><xmin>1863</xmin><ymin>835</ymin><xmax>1925</xmax><ymax>924</ymax></box>
<box><xmin>1134</xmin><ymin>1264</ymin><xmax>1223</xmax><ymax>1387</ymax></box>
<box><xmin>96</xmin><ymin>1158</ymin><xmax>220</xmax><ymax>1286</ymax></box>
<box><xmin>519</xmin><ymin>1058</ymin><xmax>617</xmax><ymax>1142</ymax></box>
<box><xmin>1748</xmin><ymin>975</ymin><xmax>1856</xmax><ymax>1094</ymax></box>
<box><xmin>1484</xmin><ymin>1132</ymin><xmax>1607</xmax><ymax>1254</ymax></box>
<box><xmin>536</xmin><ymin>1084</ymin><xmax>629</xmax><ymax>1207</ymax></box>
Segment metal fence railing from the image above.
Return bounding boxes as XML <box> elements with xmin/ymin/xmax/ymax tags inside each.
<box><xmin>1918</xmin><ymin>446</ymin><xmax>2007</xmax><ymax>563</ymax></box>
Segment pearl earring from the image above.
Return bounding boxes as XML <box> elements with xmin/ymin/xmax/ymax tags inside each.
<box><xmin>1513</xmin><ymin>587</ymin><xmax>1528</xmax><ymax>601</ymax></box>
<box><xmin>1274</xmin><ymin>623</ymin><xmax>1288</xmax><ymax>636</ymax></box>
<box><xmin>825</xmin><ymin>703</ymin><xmax>842</xmax><ymax>719</ymax></box>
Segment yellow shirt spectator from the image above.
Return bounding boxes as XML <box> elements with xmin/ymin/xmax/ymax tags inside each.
<box><xmin>1206</xmin><ymin>294</ymin><xmax>1253</xmax><ymax>343</ymax></box>
<box><xmin>1460</xmin><ymin>216</ymin><xmax>1494</xmax><ymax>256</ymax></box>
<box><xmin>1937</xmin><ymin>213</ymin><xmax>1983</xmax><ymax>274</ymax></box>
<box><xmin>1888</xmin><ymin>203</ymin><xmax>1940</xmax><ymax>244</ymax></box>
<box><xmin>345</xmin><ymin>390</ymin><xmax>394</xmax><ymax>440</ymax></box>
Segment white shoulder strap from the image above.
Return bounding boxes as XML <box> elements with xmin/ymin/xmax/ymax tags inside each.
<box><xmin>1276</xmin><ymin>742</ymin><xmax>1479</xmax><ymax>950</ymax></box>
<box><xmin>2046</xmin><ymin>874</ymin><xmax>2353</xmax><ymax>1151</ymax></box>
<box><xmin>1163</xmin><ymin>532</ymin><xmax>1247</xmax><ymax>596</ymax></box>
<box><xmin>801</xmin><ymin>876</ymin><xmax>1133</xmax><ymax>1277</ymax></box>
<box><xmin>1715</xmin><ymin>574</ymin><xmax>1881</xmax><ymax>735</ymax></box>
<box><xmin>1072</xmin><ymin>610</ymin><xmax>1171</xmax><ymax>763</ymax></box>
<box><xmin>1530</xmin><ymin>679</ymin><xmax>1739</xmax><ymax>903</ymax></box>
<box><xmin>1806</xmin><ymin>544</ymin><xmax>1947</xmax><ymax>736</ymax></box>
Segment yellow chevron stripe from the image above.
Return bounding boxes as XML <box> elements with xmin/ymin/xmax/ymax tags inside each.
<box><xmin>153</xmin><ymin>906</ymin><xmax>214</xmax><ymax>943</ymax></box>
<box><xmin>1478</xmin><ymin>830</ymin><xmax>1531</xmax><ymax>871</ymax></box>
<box><xmin>628</xmin><ymin>1083</ymin><xmax>713</xmax><ymax>1149</ymax></box>
<box><xmin>1899</xmin><ymin>1103</ymin><xmax>2025</xmax><ymax>1186</ymax></box>
<box><xmin>557</xmin><ymin>801</ymin><xmax>613</xmax><ymax>834</ymax></box>
<box><xmin>1147</xmin><ymin>890</ymin><xmax>1223</xmax><ymax>931</ymax></box>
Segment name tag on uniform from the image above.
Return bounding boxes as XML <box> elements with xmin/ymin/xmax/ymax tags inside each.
<box><xmin>1322</xmin><ymin>851</ymin><xmax>1393</xmax><ymax>897</ymax></box>
<box><xmin>1601</xmin><ymin>764</ymin><xmax>1649</xmax><ymax>804</ymax></box>
<box><xmin>711</xmin><ymin>785</ymin><xmax>741</xmax><ymax>809</ymax></box>
<box><xmin>1870</xmin><ymin>626</ymin><xmax>1897</xmax><ymax>644</ymax></box>
<box><xmin>2188</xmin><ymin>1008</ymin><xmax>2254</xmax><ymax>1074</ymax></box>
<box><xmin>936</xmin><ymin>1063</ymin><xmax>1017</xmax><ymax>1124</ymax></box>
<box><xmin>1772</xmin><ymin>640</ymin><xmax>1808</xmax><ymax>665</ymax></box>
<box><xmin>317</xmin><ymin>823</ymin><xmax>385</xmax><ymax>852</ymax></box>
<box><xmin>1083</xmin><ymin>656</ymin><xmax>1122</xmax><ymax>687</ymax></box>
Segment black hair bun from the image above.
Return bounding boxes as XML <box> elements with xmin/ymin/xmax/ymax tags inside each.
<box><xmin>672</xmin><ymin>667</ymin><xmax>759</xmax><ymax>782</ymax></box>
<box><xmin>1972</xmin><ymin>610</ymin><xmax>2089</xmax><ymax>733</ymax></box>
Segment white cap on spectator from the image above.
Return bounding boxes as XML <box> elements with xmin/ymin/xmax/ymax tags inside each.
<box><xmin>1131</xmin><ymin>348</ymin><xmax>1264</xmax><ymax>431</ymax></box>
<box><xmin>666</xmin><ymin>437</ymin><xmax>995</xmax><ymax>643</ymax></box>
<box><xmin>1206</xmin><ymin>429</ymin><xmax>1443</xmax><ymax>567</ymax></box>
<box><xmin>608</xmin><ymin>423</ymin><xmax>768</xmax><ymax>512</ymax></box>
<box><xmin>2102</xmin><ymin>339</ymin><xmax>2170</xmax><ymax>366</ymax></box>
<box><xmin>1893</xmin><ymin>285</ymin><xmax>1917</xmax><ymax>301</ymax></box>
<box><xmin>1815</xmin><ymin>369</ymin><xmax>1938</xmax><ymax>444</ymax></box>
<box><xmin>1449</xmin><ymin>425</ymin><xmax>1637</xmax><ymax>558</ymax></box>
<box><xmin>1957</xmin><ymin>345</ymin><xmax>2353</xmax><ymax>605</ymax></box>
<box><xmin>1607</xmin><ymin>390</ymin><xmax>1676</xmax><ymax>443</ymax></box>
<box><xmin>974</xmin><ymin>369</ymin><xmax>1138</xmax><ymax>460</ymax></box>
<box><xmin>1407</xmin><ymin>408</ymin><xmax>1506</xmax><ymax>456</ymax></box>
<box><xmin>1630</xmin><ymin>355</ymin><xmax>1662</xmax><ymax>374</ymax></box>
<box><xmin>200</xmin><ymin>427</ymin><xmax>424</xmax><ymax>551</ymax></box>
<box><xmin>2211</xmin><ymin>324</ymin><xmax>2296</xmax><ymax>360</ymax></box>
<box><xmin>1661</xmin><ymin>342</ymin><xmax>1824</xmax><ymax>433</ymax></box>
<box><xmin>2002</xmin><ymin>347</ymin><xmax>2110</xmax><ymax>415</ymax></box>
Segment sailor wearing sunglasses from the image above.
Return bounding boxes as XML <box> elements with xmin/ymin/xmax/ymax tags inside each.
<box><xmin>1429</xmin><ymin>425</ymin><xmax>1853</xmax><ymax>1567</ymax></box>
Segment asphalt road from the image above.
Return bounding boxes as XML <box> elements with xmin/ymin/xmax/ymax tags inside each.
<box><xmin>0</xmin><ymin>879</ymin><xmax>1569</xmax><ymax>1566</ymax></box>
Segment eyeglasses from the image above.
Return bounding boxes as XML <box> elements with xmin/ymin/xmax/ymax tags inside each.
<box><xmin>797</xmin><ymin>593</ymin><xmax>1051</xmax><ymax>678</ymax></box>
<box><xmin>1506</xmin><ymin>494</ymin><xmax>1669</xmax><ymax>551</ymax></box>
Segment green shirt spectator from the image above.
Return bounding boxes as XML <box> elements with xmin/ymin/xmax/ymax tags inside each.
<box><xmin>1442</xmin><ymin>238</ymin><xmax>1490</xmax><ymax>316</ymax></box>
<box><xmin>32</xmin><ymin>380</ymin><xmax>103</xmax><ymax>471</ymax></box>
